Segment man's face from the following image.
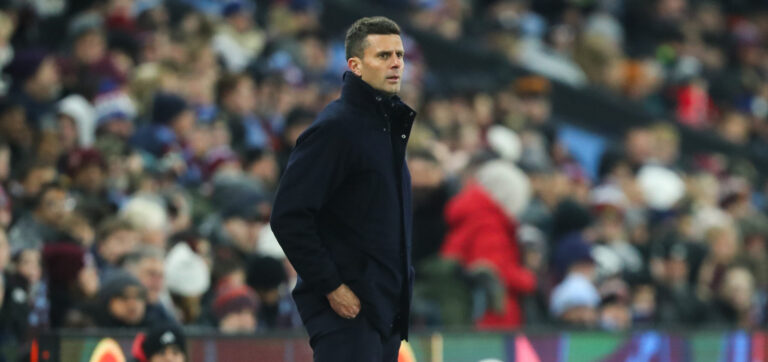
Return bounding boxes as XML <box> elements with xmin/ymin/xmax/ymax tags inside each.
<box><xmin>108</xmin><ymin>286</ymin><xmax>147</xmax><ymax>324</ymax></box>
<box><xmin>350</xmin><ymin>34</ymin><xmax>404</xmax><ymax>95</ymax></box>
<box><xmin>134</xmin><ymin>258</ymin><xmax>165</xmax><ymax>303</ymax></box>
<box><xmin>99</xmin><ymin>229</ymin><xmax>140</xmax><ymax>265</ymax></box>
<box><xmin>149</xmin><ymin>346</ymin><xmax>185</xmax><ymax>362</ymax></box>
<box><xmin>75</xmin><ymin>164</ymin><xmax>105</xmax><ymax>193</ymax></box>
<box><xmin>36</xmin><ymin>188</ymin><xmax>71</xmax><ymax>225</ymax></box>
<box><xmin>219</xmin><ymin>308</ymin><xmax>256</xmax><ymax>333</ymax></box>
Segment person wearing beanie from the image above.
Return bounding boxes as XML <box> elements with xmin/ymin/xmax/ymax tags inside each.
<box><xmin>57</xmin><ymin>94</ymin><xmax>96</xmax><ymax>151</ymax></box>
<box><xmin>165</xmin><ymin>243</ymin><xmax>210</xmax><ymax>325</ymax></box>
<box><xmin>93</xmin><ymin>87</ymin><xmax>137</xmax><ymax>139</ymax></box>
<box><xmin>64</xmin><ymin>147</ymin><xmax>112</xmax><ymax>225</ymax></box>
<box><xmin>3</xmin><ymin>49</ymin><xmax>61</xmax><ymax>126</ymax></box>
<box><xmin>246</xmin><ymin>255</ymin><xmax>301</xmax><ymax>329</ymax></box>
<box><xmin>441</xmin><ymin>159</ymin><xmax>537</xmax><ymax>329</ymax></box>
<box><xmin>212</xmin><ymin>1</ymin><xmax>265</xmax><ymax>72</ymax></box>
<box><xmin>212</xmin><ymin>284</ymin><xmax>259</xmax><ymax>333</ymax></box>
<box><xmin>94</xmin><ymin>271</ymin><xmax>150</xmax><ymax>328</ymax></box>
<box><xmin>131</xmin><ymin>92</ymin><xmax>195</xmax><ymax>158</ymax></box>
<box><xmin>131</xmin><ymin>324</ymin><xmax>186</xmax><ymax>362</ymax></box>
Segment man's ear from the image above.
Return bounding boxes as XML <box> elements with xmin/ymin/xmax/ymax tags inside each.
<box><xmin>347</xmin><ymin>57</ymin><xmax>362</xmax><ymax>76</ymax></box>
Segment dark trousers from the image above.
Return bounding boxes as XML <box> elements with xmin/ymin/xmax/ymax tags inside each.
<box><xmin>309</xmin><ymin>315</ymin><xmax>401</xmax><ymax>362</ymax></box>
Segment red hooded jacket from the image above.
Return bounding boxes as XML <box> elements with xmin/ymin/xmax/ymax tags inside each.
<box><xmin>441</xmin><ymin>183</ymin><xmax>536</xmax><ymax>328</ymax></box>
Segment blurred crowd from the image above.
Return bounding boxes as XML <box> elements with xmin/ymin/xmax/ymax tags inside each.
<box><xmin>0</xmin><ymin>0</ymin><xmax>767</xmax><ymax>355</ymax></box>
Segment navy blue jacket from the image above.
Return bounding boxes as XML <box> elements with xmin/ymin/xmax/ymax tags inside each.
<box><xmin>270</xmin><ymin>71</ymin><xmax>416</xmax><ymax>340</ymax></box>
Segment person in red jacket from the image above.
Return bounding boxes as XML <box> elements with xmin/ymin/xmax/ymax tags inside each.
<box><xmin>442</xmin><ymin>160</ymin><xmax>536</xmax><ymax>328</ymax></box>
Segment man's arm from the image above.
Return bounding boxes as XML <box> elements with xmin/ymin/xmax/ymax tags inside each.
<box><xmin>270</xmin><ymin>120</ymin><xmax>360</xmax><ymax>317</ymax></box>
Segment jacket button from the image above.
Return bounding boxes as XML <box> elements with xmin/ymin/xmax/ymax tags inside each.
<box><xmin>376</xmin><ymin>96</ymin><xmax>382</xmax><ymax>101</ymax></box>
<box><xmin>401</xmin><ymin>134</ymin><xmax>406</xmax><ymax>139</ymax></box>
<box><xmin>409</xmin><ymin>112</ymin><xmax>414</xmax><ymax>116</ymax></box>
<box><xmin>383</xmin><ymin>128</ymin><xmax>387</xmax><ymax>131</ymax></box>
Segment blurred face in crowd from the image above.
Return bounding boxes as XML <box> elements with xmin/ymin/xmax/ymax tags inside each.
<box><xmin>227</xmin><ymin>11</ymin><xmax>251</xmax><ymax>33</ymax></box>
<box><xmin>22</xmin><ymin>166</ymin><xmax>56</xmax><ymax>198</ymax></box>
<box><xmin>246</xmin><ymin>154</ymin><xmax>278</xmax><ymax>189</ymax></box>
<box><xmin>664</xmin><ymin>255</ymin><xmax>689</xmax><ymax>286</ymax></box>
<box><xmin>99</xmin><ymin>228</ymin><xmax>140</xmax><ymax>265</ymax></box>
<box><xmin>625</xmin><ymin>128</ymin><xmax>654</xmax><ymax>165</ymax></box>
<box><xmin>219</xmin><ymin>308</ymin><xmax>256</xmax><ymax>334</ymax></box>
<box><xmin>0</xmin><ymin>144</ymin><xmax>10</xmax><ymax>181</ymax></box>
<box><xmin>171</xmin><ymin>110</ymin><xmax>196</xmax><ymax>140</ymax></box>
<box><xmin>532</xmin><ymin>171</ymin><xmax>570</xmax><ymax>208</ymax></box>
<box><xmin>75</xmin><ymin>30</ymin><xmax>106</xmax><ymax>65</ymax></box>
<box><xmin>57</xmin><ymin>115</ymin><xmax>79</xmax><ymax>151</ymax></box>
<box><xmin>0</xmin><ymin>229</ymin><xmax>9</xmax><ymax>272</ymax></box>
<box><xmin>599</xmin><ymin>302</ymin><xmax>631</xmax><ymax>331</ymax></box>
<box><xmin>101</xmin><ymin>118</ymin><xmax>134</xmax><ymax>139</ymax></box>
<box><xmin>16</xmin><ymin>249</ymin><xmax>41</xmax><ymax>285</ymax></box>
<box><xmin>224</xmin><ymin>77</ymin><xmax>256</xmax><ymax>115</ymax></box>
<box><xmin>0</xmin><ymin>106</ymin><xmax>33</xmax><ymax>147</ymax></box>
<box><xmin>348</xmin><ymin>34</ymin><xmax>404</xmax><ymax>95</ymax></box>
<box><xmin>721</xmin><ymin>267</ymin><xmax>754</xmax><ymax>314</ymax></box>
<box><xmin>708</xmin><ymin>227</ymin><xmax>738</xmax><ymax>264</ymax></box>
<box><xmin>150</xmin><ymin>346</ymin><xmax>185</xmax><ymax>362</ymax></box>
<box><xmin>561</xmin><ymin>305</ymin><xmax>597</xmax><ymax>327</ymax></box>
<box><xmin>224</xmin><ymin>217</ymin><xmax>263</xmax><ymax>254</ymax></box>
<box><xmin>108</xmin><ymin>285</ymin><xmax>147</xmax><ymax>325</ymax></box>
<box><xmin>28</xmin><ymin>57</ymin><xmax>61</xmax><ymax>101</ymax></box>
<box><xmin>410</xmin><ymin>156</ymin><xmax>444</xmax><ymax>189</ymax></box>
<box><xmin>519</xmin><ymin>94</ymin><xmax>551</xmax><ymax>124</ymax></box>
<box><xmin>129</xmin><ymin>257</ymin><xmax>165</xmax><ymax>303</ymax></box>
<box><xmin>75</xmin><ymin>164</ymin><xmax>106</xmax><ymax>194</ymax></box>
<box><xmin>35</xmin><ymin>187</ymin><xmax>72</xmax><ymax>225</ymax></box>
<box><xmin>631</xmin><ymin>284</ymin><xmax>656</xmax><ymax>320</ymax></box>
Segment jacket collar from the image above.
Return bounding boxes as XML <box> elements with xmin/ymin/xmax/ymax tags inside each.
<box><xmin>340</xmin><ymin>71</ymin><xmax>401</xmax><ymax>110</ymax></box>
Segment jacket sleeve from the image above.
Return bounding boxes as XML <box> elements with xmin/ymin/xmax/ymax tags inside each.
<box><xmin>471</xmin><ymin>224</ymin><xmax>537</xmax><ymax>294</ymax></box>
<box><xmin>270</xmin><ymin>120</ymin><xmax>350</xmax><ymax>296</ymax></box>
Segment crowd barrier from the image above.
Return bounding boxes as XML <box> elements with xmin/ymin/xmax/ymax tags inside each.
<box><xmin>22</xmin><ymin>329</ymin><xmax>767</xmax><ymax>362</ymax></box>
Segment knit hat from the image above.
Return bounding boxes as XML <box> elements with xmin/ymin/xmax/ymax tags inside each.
<box><xmin>58</xmin><ymin>94</ymin><xmax>96</xmax><ymax>147</ymax></box>
<box><xmin>3</xmin><ymin>49</ymin><xmax>48</xmax><ymax>85</ymax></box>
<box><xmin>94</xmin><ymin>88</ymin><xmax>137</xmax><ymax>126</ymax></box>
<box><xmin>475</xmin><ymin>160</ymin><xmax>531</xmax><ymax>218</ymax></box>
<box><xmin>165</xmin><ymin>243</ymin><xmax>210</xmax><ymax>297</ymax></box>
<box><xmin>152</xmin><ymin>92</ymin><xmax>188</xmax><ymax>125</ymax></box>
<box><xmin>42</xmin><ymin>242</ymin><xmax>86</xmax><ymax>287</ymax></box>
<box><xmin>132</xmin><ymin>324</ymin><xmax>186</xmax><ymax>362</ymax></box>
<box><xmin>65</xmin><ymin>148</ymin><xmax>106</xmax><ymax>177</ymax></box>
<box><xmin>550</xmin><ymin>273</ymin><xmax>600</xmax><ymax>317</ymax></box>
<box><xmin>222</xmin><ymin>1</ymin><xmax>246</xmax><ymax>17</ymax></box>
<box><xmin>246</xmin><ymin>255</ymin><xmax>286</xmax><ymax>291</ymax></box>
<box><xmin>486</xmin><ymin>125</ymin><xmax>522</xmax><ymax>162</ymax></box>
<box><xmin>98</xmin><ymin>270</ymin><xmax>146</xmax><ymax>304</ymax></box>
<box><xmin>212</xmin><ymin>285</ymin><xmax>259</xmax><ymax>320</ymax></box>
<box><xmin>637</xmin><ymin>165</ymin><xmax>685</xmax><ymax>211</ymax></box>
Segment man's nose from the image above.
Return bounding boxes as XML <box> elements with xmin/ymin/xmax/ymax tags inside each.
<box><xmin>391</xmin><ymin>56</ymin><xmax>402</xmax><ymax>69</ymax></box>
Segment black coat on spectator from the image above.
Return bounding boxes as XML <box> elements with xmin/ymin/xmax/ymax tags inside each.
<box><xmin>271</xmin><ymin>71</ymin><xmax>416</xmax><ymax>341</ymax></box>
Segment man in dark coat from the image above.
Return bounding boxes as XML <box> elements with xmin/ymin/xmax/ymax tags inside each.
<box><xmin>270</xmin><ymin>16</ymin><xmax>416</xmax><ymax>362</ymax></box>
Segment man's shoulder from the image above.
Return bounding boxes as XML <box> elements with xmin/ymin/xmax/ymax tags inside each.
<box><xmin>311</xmin><ymin>99</ymin><xmax>367</xmax><ymax>131</ymax></box>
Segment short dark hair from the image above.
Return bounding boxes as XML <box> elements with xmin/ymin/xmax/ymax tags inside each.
<box><xmin>215</xmin><ymin>73</ymin><xmax>251</xmax><ymax>105</ymax></box>
<box><xmin>345</xmin><ymin>16</ymin><xmax>401</xmax><ymax>60</ymax></box>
